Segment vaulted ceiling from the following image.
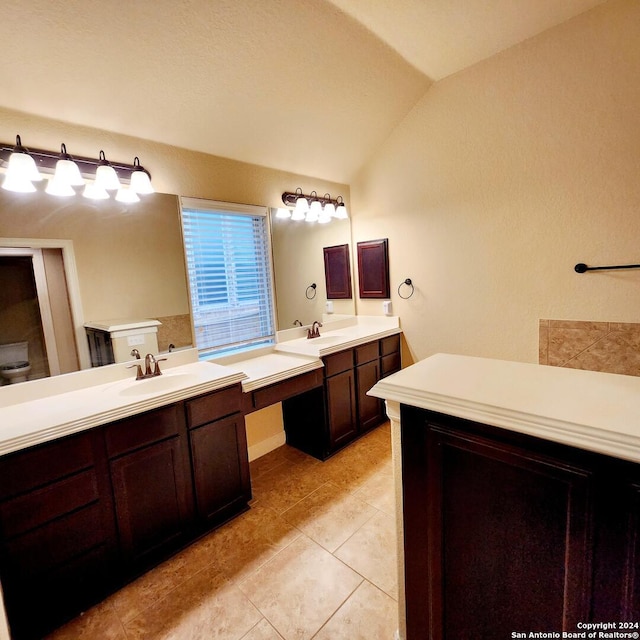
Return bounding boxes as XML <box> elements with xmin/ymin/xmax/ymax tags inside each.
<box><xmin>1</xmin><ymin>0</ymin><xmax>606</xmax><ymax>183</ymax></box>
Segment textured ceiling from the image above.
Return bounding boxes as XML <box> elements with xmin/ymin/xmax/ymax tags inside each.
<box><xmin>0</xmin><ymin>0</ymin><xmax>606</xmax><ymax>183</ymax></box>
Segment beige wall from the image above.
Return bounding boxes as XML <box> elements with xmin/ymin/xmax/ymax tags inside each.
<box><xmin>351</xmin><ymin>0</ymin><xmax>640</xmax><ymax>366</ymax></box>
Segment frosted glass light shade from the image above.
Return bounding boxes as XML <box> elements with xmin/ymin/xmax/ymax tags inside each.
<box><xmin>130</xmin><ymin>168</ymin><xmax>154</xmax><ymax>194</ymax></box>
<box><xmin>323</xmin><ymin>202</ymin><xmax>336</xmax><ymax>218</ymax></box>
<box><xmin>115</xmin><ymin>187</ymin><xmax>140</xmax><ymax>203</ymax></box>
<box><xmin>318</xmin><ymin>210</ymin><xmax>331</xmax><ymax>224</ymax></box>
<box><xmin>5</xmin><ymin>151</ymin><xmax>43</xmax><ymax>183</ymax></box>
<box><xmin>2</xmin><ymin>173</ymin><xmax>36</xmax><ymax>193</ymax></box>
<box><xmin>275</xmin><ymin>207</ymin><xmax>291</xmax><ymax>219</ymax></box>
<box><xmin>83</xmin><ymin>182</ymin><xmax>110</xmax><ymax>200</ymax></box>
<box><xmin>53</xmin><ymin>158</ymin><xmax>84</xmax><ymax>186</ymax></box>
<box><xmin>94</xmin><ymin>163</ymin><xmax>121</xmax><ymax>191</ymax></box>
<box><xmin>335</xmin><ymin>203</ymin><xmax>348</xmax><ymax>219</ymax></box>
<box><xmin>46</xmin><ymin>177</ymin><xmax>76</xmax><ymax>196</ymax></box>
<box><xmin>306</xmin><ymin>199</ymin><xmax>321</xmax><ymax>222</ymax></box>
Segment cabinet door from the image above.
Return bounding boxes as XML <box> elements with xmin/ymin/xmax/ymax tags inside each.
<box><xmin>190</xmin><ymin>413</ymin><xmax>251</xmax><ymax>529</ymax></box>
<box><xmin>356</xmin><ymin>359</ymin><xmax>384</xmax><ymax>432</ymax></box>
<box><xmin>110</xmin><ymin>436</ymin><xmax>192</xmax><ymax>569</ymax></box>
<box><xmin>326</xmin><ymin>369</ymin><xmax>357</xmax><ymax>451</ymax></box>
<box><xmin>402</xmin><ymin>412</ymin><xmax>593</xmax><ymax>640</ymax></box>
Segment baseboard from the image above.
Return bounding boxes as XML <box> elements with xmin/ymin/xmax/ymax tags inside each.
<box><xmin>248</xmin><ymin>431</ymin><xmax>286</xmax><ymax>462</ymax></box>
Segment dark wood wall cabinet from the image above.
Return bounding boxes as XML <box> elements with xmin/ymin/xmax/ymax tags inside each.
<box><xmin>400</xmin><ymin>405</ymin><xmax>640</xmax><ymax>640</ymax></box>
<box><xmin>283</xmin><ymin>334</ymin><xmax>401</xmax><ymax>460</ymax></box>
<box><xmin>0</xmin><ymin>383</ymin><xmax>250</xmax><ymax>640</ymax></box>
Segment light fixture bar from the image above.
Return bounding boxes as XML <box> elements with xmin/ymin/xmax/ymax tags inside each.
<box><xmin>282</xmin><ymin>190</ymin><xmax>342</xmax><ymax>208</ymax></box>
<box><xmin>0</xmin><ymin>141</ymin><xmax>152</xmax><ymax>184</ymax></box>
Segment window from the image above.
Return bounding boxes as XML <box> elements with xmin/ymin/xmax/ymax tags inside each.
<box><xmin>180</xmin><ymin>198</ymin><xmax>275</xmax><ymax>357</ymax></box>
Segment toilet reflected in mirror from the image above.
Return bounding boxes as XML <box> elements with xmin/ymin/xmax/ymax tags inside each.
<box><xmin>0</xmin><ymin>341</ymin><xmax>31</xmax><ymax>384</ymax></box>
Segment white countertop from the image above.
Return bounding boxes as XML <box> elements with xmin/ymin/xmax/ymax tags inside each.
<box><xmin>275</xmin><ymin>316</ymin><xmax>400</xmax><ymax>357</ymax></box>
<box><xmin>0</xmin><ymin>316</ymin><xmax>401</xmax><ymax>456</ymax></box>
<box><xmin>370</xmin><ymin>353</ymin><xmax>640</xmax><ymax>464</ymax></box>
<box><xmin>0</xmin><ymin>356</ymin><xmax>246</xmax><ymax>456</ymax></box>
<box><xmin>220</xmin><ymin>353</ymin><xmax>323</xmax><ymax>392</ymax></box>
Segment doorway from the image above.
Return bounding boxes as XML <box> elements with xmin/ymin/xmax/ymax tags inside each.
<box><xmin>0</xmin><ymin>247</ymin><xmax>79</xmax><ymax>382</ymax></box>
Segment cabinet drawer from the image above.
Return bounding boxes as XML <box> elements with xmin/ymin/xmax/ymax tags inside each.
<box><xmin>323</xmin><ymin>349</ymin><xmax>354</xmax><ymax>377</ymax></box>
<box><xmin>105</xmin><ymin>404</ymin><xmax>183</xmax><ymax>458</ymax></box>
<box><xmin>355</xmin><ymin>341</ymin><xmax>379</xmax><ymax>365</ymax></box>
<box><xmin>248</xmin><ymin>370</ymin><xmax>323</xmax><ymax>412</ymax></box>
<box><xmin>381</xmin><ymin>334</ymin><xmax>400</xmax><ymax>357</ymax></box>
<box><xmin>4</xmin><ymin>502</ymin><xmax>108</xmax><ymax>576</ymax></box>
<box><xmin>186</xmin><ymin>384</ymin><xmax>243</xmax><ymax>428</ymax></box>
<box><xmin>0</xmin><ymin>432</ymin><xmax>95</xmax><ymax>500</ymax></box>
<box><xmin>0</xmin><ymin>469</ymin><xmax>99</xmax><ymax>539</ymax></box>
<box><xmin>382</xmin><ymin>352</ymin><xmax>401</xmax><ymax>377</ymax></box>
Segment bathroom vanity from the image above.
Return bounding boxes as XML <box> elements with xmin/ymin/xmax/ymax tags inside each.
<box><xmin>0</xmin><ymin>316</ymin><xmax>401</xmax><ymax>639</ymax></box>
<box><xmin>0</xmin><ymin>364</ymin><xmax>249</xmax><ymax>639</ymax></box>
<box><xmin>370</xmin><ymin>354</ymin><xmax>640</xmax><ymax>640</ymax></box>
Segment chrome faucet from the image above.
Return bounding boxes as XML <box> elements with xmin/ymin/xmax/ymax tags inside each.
<box><xmin>307</xmin><ymin>320</ymin><xmax>322</xmax><ymax>339</ymax></box>
<box><xmin>127</xmin><ymin>353</ymin><xmax>167</xmax><ymax>380</ymax></box>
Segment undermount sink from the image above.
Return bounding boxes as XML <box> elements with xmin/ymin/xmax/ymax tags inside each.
<box><xmin>117</xmin><ymin>373</ymin><xmax>201</xmax><ymax>396</ymax></box>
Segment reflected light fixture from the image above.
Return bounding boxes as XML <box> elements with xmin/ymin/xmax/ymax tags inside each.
<box><xmin>0</xmin><ymin>135</ymin><xmax>155</xmax><ymax>203</ymax></box>
<box><xmin>281</xmin><ymin>188</ymin><xmax>348</xmax><ymax>224</ymax></box>
<box><xmin>1</xmin><ymin>135</ymin><xmax>43</xmax><ymax>193</ymax></box>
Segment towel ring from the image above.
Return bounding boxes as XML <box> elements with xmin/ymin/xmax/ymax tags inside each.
<box><xmin>398</xmin><ymin>278</ymin><xmax>414</xmax><ymax>299</ymax></box>
<box><xmin>306</xmin><ymin>283</ymin><xmax>317</xmax><ymax>299</ymax></box>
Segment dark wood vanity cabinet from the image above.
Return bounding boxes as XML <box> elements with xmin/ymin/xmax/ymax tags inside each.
<box><xmin>0</xmin><ymin>430</ymin><xmax>118</xmax><ymax>640</ymax></box>
<box><xmin>105</xmin><ymin>404</ymin><xmax>194</xmax><ymax>572</ymax></box>
<box><xmin>186</xmin><ymin>384</ymin><xmax>251</xmax><ymax>529</ymax></box>
<box><xmin>0</xmin><ymin>383</ymin><xmax>251</xmax><ymax>640</ymax></box>
<box><xmin>283</xmin><ymin>334</ymin><xmax>400</xmax><ymax>460</ymax></box>
<box><xmin>400</xmin><ymin>406</ymin><xmax>640</xmax><ymax>640</ymax></box>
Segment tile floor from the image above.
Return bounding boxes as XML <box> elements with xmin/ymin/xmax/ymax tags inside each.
<box><xmin>46</xmin><ymin>422</ymin><xmax>398</xmax><ymax>640</ymax></box>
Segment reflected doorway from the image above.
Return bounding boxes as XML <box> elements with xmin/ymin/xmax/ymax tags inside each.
<box><xmin>0</xmin><ymin>247</ymin><xmax>79</xmax><ymax>383</ymax></box>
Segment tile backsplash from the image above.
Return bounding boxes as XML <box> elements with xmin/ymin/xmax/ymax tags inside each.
<box><xmin>539</xmin><ymin>319</ymin><xmax>640</xmax><ymax>377</ymax></box>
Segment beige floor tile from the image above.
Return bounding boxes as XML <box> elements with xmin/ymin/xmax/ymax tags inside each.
<box><xmin>353</xmin><ymin>468</ymin><xmax>396</xmax><ymax>516</ymax></box>
<box><xmin>334</xmin><ymin>510</ymin><xmax>398</xmax><ymax>599</ymax></box>
<box><xmin>123</xmin><ymin>564</ymin><xmax>262</xmax><ymax>640</ymax></box>
<box><xmin>239</xmin><ymin>535</ymin><xmax>362</xmax><ymax>640</ymax></box>
<box><xmin>282</xmin><ymin>482</ymin><xmax>377</xmax><ymax>552</ymax></box>
<box><xmin>204</xmin><ymin>503</ymin><xmax>302</xmax><ymax>583</ymax></box>
<box><xmin>241</xmin><ymin>618</ymin><xmax>285</xmax><ymax>639</ymax></box>
<box><xmin>45</xmin><ymin>601</ymin><xmax>126</xmax><ymax>640</ymax></box>
<box><xmin>107</xmin><ymin>536</ymin><xmax>221</xmax><ymax>623</ymax></box>
<box><xmin>250</xmin><ymin>459</ymin><xmax>331</xmax><ymax>514</ymax></box>
<box><xmin>313</xmin><ymin>580</ymin><xmax>399</xmax><ymax>640</ymax></box>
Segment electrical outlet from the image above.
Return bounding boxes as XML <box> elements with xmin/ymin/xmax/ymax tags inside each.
<box><xmin>326</xmin><ymin>300</ymin><xmax>334</xmax><ymax>313</ymax></box>
<box><xmin>383</xmin><ymin>300</ymin><xmax>392</xmax><ymax>315</ymax></box>
<box><xmin>127</xmin><ymin>334</ymin><xmax>145</xmax><ymax>346</ymax></box>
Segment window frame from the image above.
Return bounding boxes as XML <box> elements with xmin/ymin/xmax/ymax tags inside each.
<box><xmin>179</xmin><ymin>197</ymin><xmax>277</xmax><ymax>358</ymax></box>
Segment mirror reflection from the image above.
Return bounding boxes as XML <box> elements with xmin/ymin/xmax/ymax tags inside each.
<box><xmin>271</xmin><ymin>210</ymin><xmax>354</xmax><ymax>329</ymax></box>
<box><xmin>0</xmin><ymin>189</ymin><xmax>354</xmax><ymax>385</ymax></box>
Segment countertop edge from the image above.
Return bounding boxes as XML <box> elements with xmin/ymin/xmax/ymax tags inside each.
<box><xmin>0</xmin><ymin>372</ymin><xmax>247</xmax><ymax>457</ymax></box>
<box><xmin>370</xmin><ymin>378</ymin><xmax>640</xmax><ymax>465</ymax></box>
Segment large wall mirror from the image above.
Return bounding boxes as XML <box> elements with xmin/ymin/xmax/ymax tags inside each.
<box><xmin>270</xmin><ymin>210</ymin><xmax>354</xmax><ymax>329</ymax></box>
<box><xmin>0</xmin><ymin>189</ymin><xmax>355</xmax><ymax>385</ymax></box>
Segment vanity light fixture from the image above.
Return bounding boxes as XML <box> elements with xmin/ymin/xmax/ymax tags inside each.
<box><xmin>0</xmin><ymin>135</ymin><xmax>155</xmax><ymax>203</ymax></box>
<box><xmin>281</xmin><ymin>188</ymin><xmax>348</xmax><ymax>224</ymax></box>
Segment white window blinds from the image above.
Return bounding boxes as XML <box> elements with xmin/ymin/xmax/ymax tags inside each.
<box><xmin>180</xmin><ymin>198</ymin><xmax>275</xmax><ymax>357</ymax></box>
